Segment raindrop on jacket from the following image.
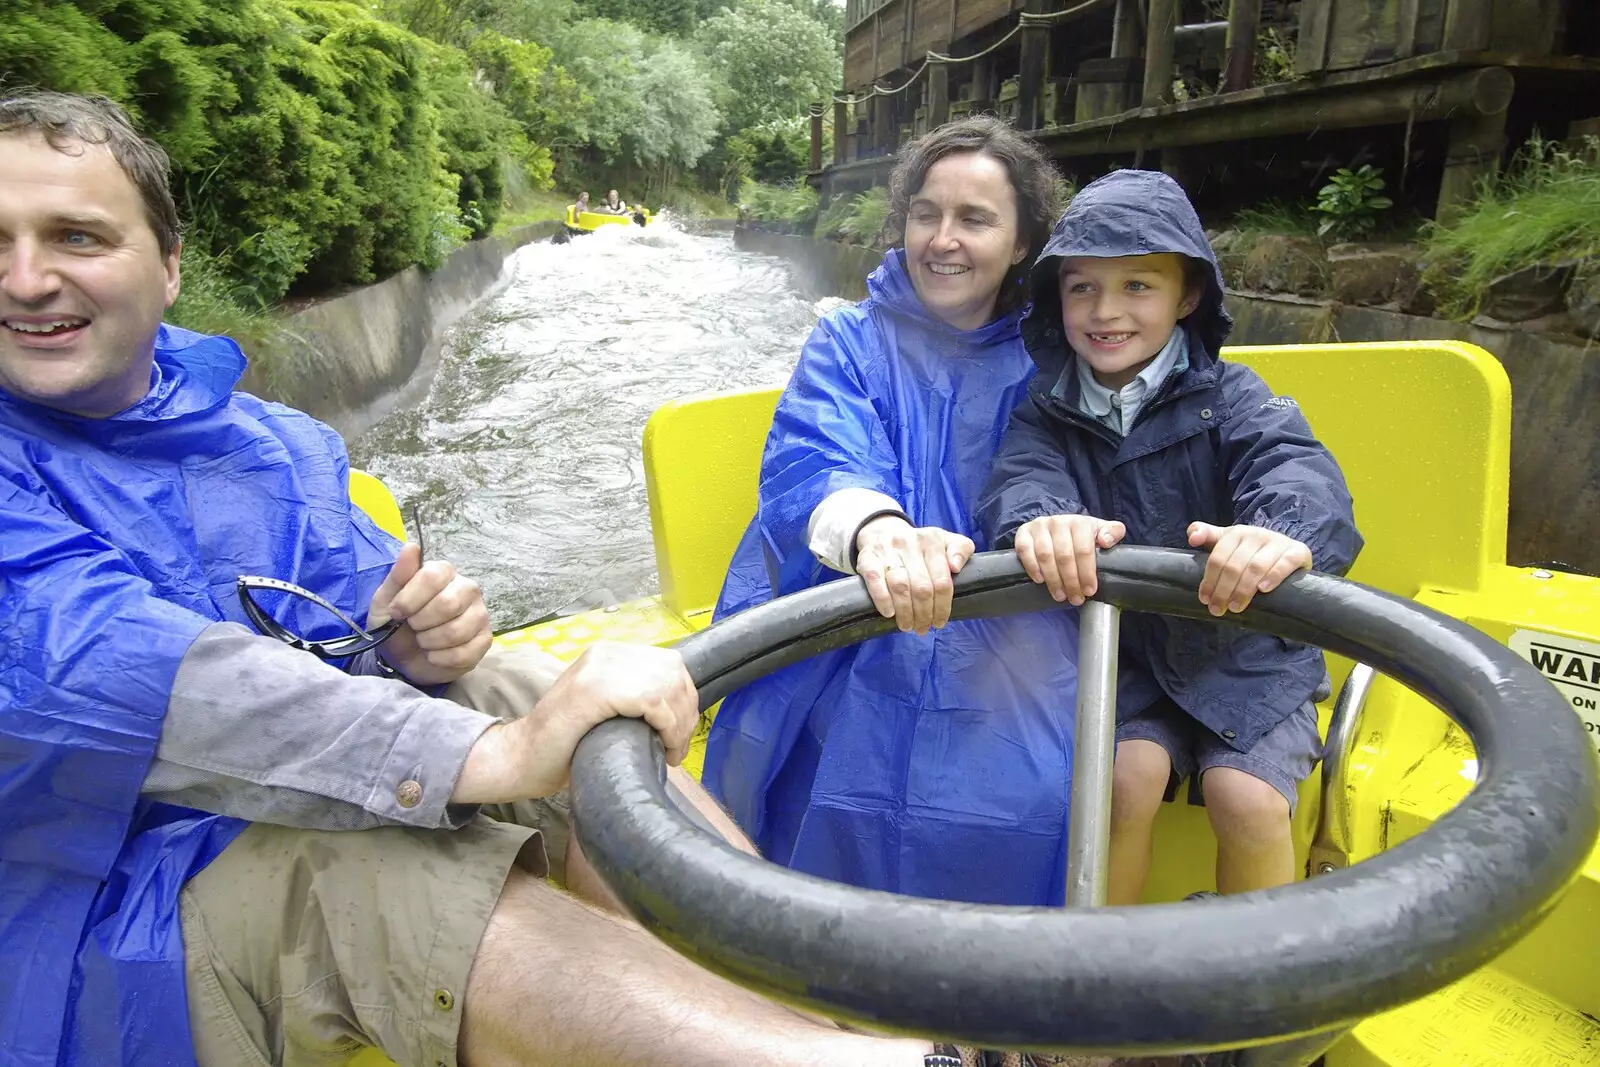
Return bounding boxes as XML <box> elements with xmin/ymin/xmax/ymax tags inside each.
<box><xmin>0</xmin><ymin>326</ymin><xmax>399</xmax><ymax>1066</ymax></box>
<box><xmin>704</xmin><ymin>250</ymin><xmax>1082</xmax><ymax>905</ymax></box>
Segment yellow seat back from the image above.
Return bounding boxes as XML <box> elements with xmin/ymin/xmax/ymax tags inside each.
<box><xmin>1224</xmin><ymin>341</ymin><xmax>1510</xmax><ymax>598</ymax></box>
<box><xmin>643</xmin><ymin>387</ymin><xmax>783</xmax><ymax>623</ymax></box>
<box><xmin>638</xmin><ymin>342</ymin><xmax>1511</xmax><ymax>625</ymax></box>
<box><xmin>348</xmin><ymin>469</ymin><xmax>407</xmax><ymax>541</ymax></box>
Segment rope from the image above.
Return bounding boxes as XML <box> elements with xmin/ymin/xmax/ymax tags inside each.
<box><xmin>831</xmin><ymin>0</ymin><xmax>1115</xmax><ymax>105</ymax></box>
<box><xmin>926</xmin><ymin>23</ymin><xmax>1022</xmax><ymax>66</ymax></box>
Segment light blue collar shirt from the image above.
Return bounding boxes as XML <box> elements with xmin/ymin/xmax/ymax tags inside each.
<box><xmin>1067</xmin><ymin>328</ymin><xmax>1189</xmax><ymax>437</ymax></box>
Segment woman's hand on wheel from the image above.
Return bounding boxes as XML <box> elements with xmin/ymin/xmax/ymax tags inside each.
<box><xmin>854</xmin><ymin>516</ymin><xmax>975</xmax><ymax>634</ymax></box>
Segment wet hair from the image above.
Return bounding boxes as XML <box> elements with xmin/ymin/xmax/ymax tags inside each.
<box><xmin>0</xmin><ymin>90</ymin><xmax>181</xmax><ymax>258</ymax></box>
<box><xmin>885</xmin><ymin>115</ymin><xmax>1064</xmax><ymax>315</ymax></box>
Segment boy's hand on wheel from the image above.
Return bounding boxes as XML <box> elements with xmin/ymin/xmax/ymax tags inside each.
<box><xmin>1188</xmin><ymin>522</ymin><xmax>1313</xmax><ymax>616</ymax></box>
<box><xmin>1014</xmin><ymin>514</ymin><xmax>1125</xmax><ymax>606</ymax></box>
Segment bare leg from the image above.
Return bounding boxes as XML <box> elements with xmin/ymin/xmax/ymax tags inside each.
<box><xmin>1200</xmin><ymin>766</ymin><xmax>1295</xmax><ymax>894</ymax></box>
<box><xmin>458</xmin><ymin>870</ymin><xmax>933</xmax><ymax>1067</ymax></box>
<box><xmin>566</xmin><ymin>765</ymin><xmax>756</xmax><ymax>912</ymax></box>
<box><xmin>1105</xmin><ymin>740</ymin><xmax>1171</xmax><ymax>907</ymax></box>
<box><xmin>669</xmin><ymin>765</ymin><xmax>761</xmax><ymax>856</ymax></box>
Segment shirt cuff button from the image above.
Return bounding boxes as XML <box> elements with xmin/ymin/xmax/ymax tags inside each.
<box><xmin>397</xmin><ymin>779</ymin><xmax>424</xmax><ymax>808</ymax></box>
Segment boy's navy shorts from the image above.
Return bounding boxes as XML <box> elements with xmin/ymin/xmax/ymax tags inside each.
<box><xmin>1116</xmin><ymin>696</ymin><xmax>1324</xmax><ymax>815</ymax></box>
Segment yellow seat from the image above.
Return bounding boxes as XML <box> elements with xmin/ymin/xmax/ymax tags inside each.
<box><xmin>348</xmin><ymin>469</ymin><xmax>408</xmax><ymax>541</ymax></box>
<box><xmin>643</xmin><ymin>386</ymin><xmax>782</xmax><ymax>626</ymax></box>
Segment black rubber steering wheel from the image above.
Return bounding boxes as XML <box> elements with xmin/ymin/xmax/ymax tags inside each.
<box><xmin>568</xmin><ymin>547</ymin><xmax>1599</xmax><ymax>1057</ymax></box>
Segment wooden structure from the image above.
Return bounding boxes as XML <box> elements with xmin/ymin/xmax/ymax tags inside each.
<box><xmin>813</xmin><ymin>0</ymin><xmax>1599</xmax><ymax>219</ymax></box>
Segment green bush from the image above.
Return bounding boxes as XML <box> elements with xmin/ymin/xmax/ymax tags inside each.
<box><xmin>739</xmin><ymin>179</ymin><xmax>817</xmax><ymax>232</ymax></box>
<box><xmin>816</xmin><ymin>187</ymin><xmax>888</xmax><ymax>246</ymax></box>
<box><xmin>815</xmin><ymin>192</ymin><xmax>859</xmax><ymax>239</ymax></box>
<box><xmin>5</xmin><ymin>0</ymin><xmax>507</xmax><ymax>302</ymax></box>
<box><xmin>1311</xmin><ymin>164</ymin><xmax>1393</xmax><ymax>239</ymax></box>
<box><xmin>1423</xmin><ymin>134</ymin><xmax>1600</xmax><ymax>318</ymax></box>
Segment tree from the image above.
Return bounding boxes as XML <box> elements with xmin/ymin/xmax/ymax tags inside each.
<box><xmin>547</xmin><ymin>19</ymin><xmax>720</xmax><ymax>175</ymax></box>
<box><xmin>547</xmin><ymin>17</ymin><xmax>648</xmax><ymax>162</ymax></box>
<box><xmin>626</xmin><ymin>37</ymin><xmax>719</xmax><ymax>170</ymax></box>
<box><xmin>571</xmin><ymin>0</ymin><xmax>700</xmax><ymax>38</ymax></box>
<box><xmin>696</xmin><ymin>0</ymin><xmax>840</xmax><ymax>134</ymax></box>
<box><xmin>377</xmin><ymin>0</ymin><xmax>578</xmax><ymax>46</ymax></box>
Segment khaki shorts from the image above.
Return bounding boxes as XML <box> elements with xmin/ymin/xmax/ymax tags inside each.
<box><xmin>181</xmin><ymin>643</ymin><xmax>569</xmax><ymax>1067</ymax></box>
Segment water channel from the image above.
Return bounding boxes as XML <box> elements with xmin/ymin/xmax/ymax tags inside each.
<box><xmin>351</xmin><ymin>220</ymin><xmax>843</xmax><ymax>631</ymax></box>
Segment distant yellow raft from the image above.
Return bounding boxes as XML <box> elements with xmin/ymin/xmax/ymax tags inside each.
<box><xmin>564</xmin><ymin>205</ymin><xmax>654</xmax><ymax>231</ymax></box>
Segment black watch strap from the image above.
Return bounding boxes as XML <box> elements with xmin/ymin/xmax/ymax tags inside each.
<box><xmin>847</xmin><ymin>507</ymin><xmax>912</xmax><ymax>571</ymax></box>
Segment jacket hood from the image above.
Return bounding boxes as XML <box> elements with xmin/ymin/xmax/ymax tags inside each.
<box><xmin>868</xmin><ymin>248</ymin><xmax>1026</xmax><ymax>349</ymax></box>
<box><xmin>1021</xmin><ymin>170</ymin><xmax>1231</xmax><ymax>376</ymax></box>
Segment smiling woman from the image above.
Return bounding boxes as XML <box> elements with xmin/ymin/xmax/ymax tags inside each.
<box><xmin>701</xmin><ymin>117</ymin><xmax>1088</xmax><ymax>918</ymax></box>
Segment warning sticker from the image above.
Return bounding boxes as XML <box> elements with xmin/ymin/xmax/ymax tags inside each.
<box><xmin>1508</xmin><ymin>630</ymin><xmax>1600</xmax><ymax>759</ymax></box>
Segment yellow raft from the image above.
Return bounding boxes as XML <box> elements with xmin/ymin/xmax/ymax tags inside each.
<box><xmin>563</xmin><ymin>204</ymin><xmax>655</xmax><ymax>231</ymax></box>
<box><xmin>349</xmin><ymin>339</ymin><xmax>1600</xmax><ymax>1067</ymax></box>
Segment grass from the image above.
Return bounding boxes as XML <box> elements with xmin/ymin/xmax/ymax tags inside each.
<box><xmin>1229</xmin><ymin>201</ymin><xmax>1325</xmax><ymax>241</ymax></box>
<box><xmin>1422</xmin><ymin>134</ymin><xmax>1600</xmax><ymax>318</ymax></box>
<box><xmin>492</xmin><ymin>189</ymin><xmax>574</xmax><ymax>234</ymax></box>
<box><xmin>656</xmin><ymin>187</ymin><xmax>738</xmax><ymax>220</ymax></box>
<box><xmin>169</xmin><ymin>244</ymin><xmax>292</xmax><ymax>393</ymax></box>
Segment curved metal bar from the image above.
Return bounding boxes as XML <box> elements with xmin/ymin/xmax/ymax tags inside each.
<box><xmin>569</xmin><ymin>547</ymin><xmax>1599</xmax><ymax>1055</ymax></box>
<box><xmin>1311</xmin><ymin>662</ymin><xmax>1379</xmax><ymax>872</ymax></box>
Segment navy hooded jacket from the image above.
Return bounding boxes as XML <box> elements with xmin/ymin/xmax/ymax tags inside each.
<box><xmin>979</xmin><ymin>170</ymin><xmax>1363</xmax><ymax>749</ymax></box>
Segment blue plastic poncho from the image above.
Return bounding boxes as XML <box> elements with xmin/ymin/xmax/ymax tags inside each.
<box><xmin>703</xmin><ymin>251</ymin><xmax>1082</xmax><ymax>906</ymax></box>
<box><xmin>0</xmin><ymin>325</ymin><xmax>400</xmax><ymax>1066</ymax></box>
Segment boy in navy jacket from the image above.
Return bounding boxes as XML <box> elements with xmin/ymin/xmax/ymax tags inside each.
<box><xmin>980</xmin><ymin>170</ymin><xmax>1363</xmax><ymax>901</ymax></box>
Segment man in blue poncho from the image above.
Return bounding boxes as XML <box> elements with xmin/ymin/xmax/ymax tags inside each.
<box><xmin>0</xmin><ymin>91</ymin><xmax>950</xmax><ymax>1067</ymax></box>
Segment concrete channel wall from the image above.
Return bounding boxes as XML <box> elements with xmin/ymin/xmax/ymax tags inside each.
<box><xmin>243</xmin><ymin>221</ymin><xmax>563</xmax><ymax>439</ymax></box>
<box><xmin>733</xmin><ymin>227</ymin><xmax>1600</xmax><ymax>576</ymax></box>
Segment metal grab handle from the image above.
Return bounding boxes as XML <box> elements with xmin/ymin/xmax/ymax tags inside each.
<box><xmin>569</xmin><ymin>547</ymin><xmax>1599</xmax><ymax>1056</ymax></box>
<box><xmin>1066</xmin><ymin>600</ymin><xmax>1121</xmax><ymax>908</ymax></box>
<box><xmin>1310</xmin><ymin>663</ymin><xmax>1379</xmax><ymax>875</ymax></box>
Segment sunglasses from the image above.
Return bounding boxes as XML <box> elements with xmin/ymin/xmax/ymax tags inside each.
<box><xmin>236</xmin><ymin>575</ymin><xmax>403</xmax><ymax>662</ymax></box>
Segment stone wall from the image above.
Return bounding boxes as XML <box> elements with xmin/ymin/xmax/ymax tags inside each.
<box><xmin>242</xmin><ymin>221</ymin><xmax>563</xmax><ymax>439</ymax></box>
<box><xmin>734</xmin><ymin>226</ymin><xmax>883</xmax><ymax>301</ymax></box>
<box><xmin>735</xmin><ymin>227</ymin><xmax>1600</xmax><ymax>576</ymax></box>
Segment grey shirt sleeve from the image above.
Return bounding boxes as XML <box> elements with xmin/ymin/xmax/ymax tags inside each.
<box><xmin>142</xmin><ymin>622</ymin><xmax>496</xmax><ymax>831</ymax></box>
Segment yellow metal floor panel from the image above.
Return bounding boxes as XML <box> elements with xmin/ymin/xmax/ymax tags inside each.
<box><xmin>1333</xmin><ymin>967</ymin><xmax>1600</xmax><ymax>1067</ymax></box>
<box><xmin>493</xmin><ymin>594</ymin><xmax>697</xmax><ymax>659</ymax></box>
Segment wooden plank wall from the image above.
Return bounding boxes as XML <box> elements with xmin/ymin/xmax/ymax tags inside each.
<box><xmin>1488</xmin><ymin>0</ymin><xmax>1564</xmax><ymax>53</ymax></box>
<box><xmin>955</xmin><ymin>0</ymin><xmax>1012</xmax><ymax>42</ymax></box>
<box><xmin>844</xmin><ymin>0</ymin><xmax>1017</xmax><ymax>89</ymax></box>
<box><xmin>1299</xmin><ymin>0</ymin><xmax>1563</xmax><ymax>73</ymax></box>
<box><xmin>1327</xmin><ymin>0</ymin><xmax>1403</xmax><ymax>68</ymax></box>
<box><xmin>880</xmin><ymin>5</ymin><xmax>908</xmax><ymax>69</ymax></box>
<box><xmin>911</xmin><ymin>0</ymin><xmax>950</xmax><ymax>60</ymax></box>
<box><xmin>846</xmin><ymin>23</ymin><xmax>876</xmax><ymax>86</ymax></box>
